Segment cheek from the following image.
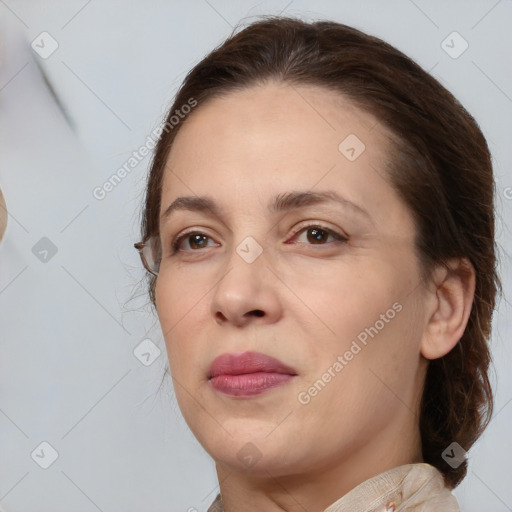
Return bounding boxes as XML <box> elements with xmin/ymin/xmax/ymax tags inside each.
<box><xmin>325</xmin><ymin>287</ymin><xmax>424</xmax><ymax>411</ymax></box>
<box><xmin>155</xmin><ymin>274</ymin><xmax>207</xmax><ymax>372</ymax></box>
<box><xmin>290</xmin><ymin>258</ymin><xmax>400</xmax><ymax>337</ymax></box>
<box><xmin>300</xmin><ymin>301</ymin><xmax>423</xmax><ymax>438</ymax></box>
<box><xmin>297</xmin><ymin>256</ymin><xmax>422</xmax><ymax>379</ymax></box>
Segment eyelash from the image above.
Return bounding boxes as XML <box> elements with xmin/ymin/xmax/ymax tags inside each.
<box><xmin>170</xmin><ymin>223</ymin><xmax>348</xmax><ymax>254</ymax></box>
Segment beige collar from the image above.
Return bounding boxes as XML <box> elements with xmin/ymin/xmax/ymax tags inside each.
<box><xmin>207</xmin><ymin>463</ymin><xmax>459</xmax><ymax>512</ymax></box>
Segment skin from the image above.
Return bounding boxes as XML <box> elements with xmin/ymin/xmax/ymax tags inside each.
<box><xmin>154</xmin><ymin>82</ymin><xmax>475</xmax><ymax>512</ymax></box>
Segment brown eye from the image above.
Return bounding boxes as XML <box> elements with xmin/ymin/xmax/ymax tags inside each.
<box><xmin>291</xmin><ymin>224</ymin><xmax>347</xmax><ymax>246</ymax></box>
<box><xmin>172</xmin><ymin>231</ymin><xmax>217</xmax><ymax>252</ymax></box>
<box><xmin>306</xmin><ymin>227</ymin><xmax>330</xmax><ymax>244</ymax></box>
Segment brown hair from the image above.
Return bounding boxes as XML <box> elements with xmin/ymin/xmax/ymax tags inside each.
<box><xmin>138</xmin><ymin>16</ymin><xmax>501</xmax><ymax>488</ymax></box>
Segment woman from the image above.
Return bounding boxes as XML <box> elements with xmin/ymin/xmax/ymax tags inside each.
<box><xmin>134</xmin><ymin>16</ymin><xmax>500</xmax><ymax>511</ymax></box>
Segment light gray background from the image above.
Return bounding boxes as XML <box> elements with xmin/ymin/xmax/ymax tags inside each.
<box><xmin>0</xmin><ymin>1</ymin><xmax>511</xmax><ymax>511</ymax></box>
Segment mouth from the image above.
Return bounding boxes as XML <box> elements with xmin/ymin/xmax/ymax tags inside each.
<box><xmin>207</xmin><ymin>350</ymin><xmax>297</xmax><ymax>397</ymax></box>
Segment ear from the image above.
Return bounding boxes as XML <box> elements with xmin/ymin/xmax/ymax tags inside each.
<box><xmin>420</xmin><ymin>258</ymin><xmax>476</xmax><ymax>360</ymax></box>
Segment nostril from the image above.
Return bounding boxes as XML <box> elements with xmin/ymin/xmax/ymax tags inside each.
<box><xmin>214</xmin><ymin>309</ymin><xmax>265</xmax><ymax>324</ymax></box>
<box><xmin>215</xmin><ymin>311</ymin><xmax>228</xmax><ymax>323</ymax></box>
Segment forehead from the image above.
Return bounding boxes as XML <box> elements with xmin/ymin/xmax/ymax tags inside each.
<box><xmin>160</xmin><ymin>82</ymin><xmax>408</xmax><ymax>232</ymax></box>
<box><xmin>166</xmin><ymin>81</ymin><xmax>385</xmax><ymax>167</ymax></box>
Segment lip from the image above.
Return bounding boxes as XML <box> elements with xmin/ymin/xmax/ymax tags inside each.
<box><xmin>208</xmin><ymin>351</ymin><xmax>297</xmax><ymax>397</ymax></box>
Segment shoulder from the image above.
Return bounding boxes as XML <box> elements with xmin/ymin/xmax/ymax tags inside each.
<box><xmin>207</xmin><ymin>493</ymin><xmax>224</xmax><ymax>512</ymax></box>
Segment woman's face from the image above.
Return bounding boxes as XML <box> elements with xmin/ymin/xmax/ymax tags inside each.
<box><xmin>155</xmin><ymin>82</ymin><xmax>429</xmax><ymax>477</ymax></box>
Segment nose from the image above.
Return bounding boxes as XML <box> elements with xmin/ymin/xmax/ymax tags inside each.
<box><xmin>210</xmin><ymin>241</ymin><xmax>283</xmax><ymax>327</ymax></box>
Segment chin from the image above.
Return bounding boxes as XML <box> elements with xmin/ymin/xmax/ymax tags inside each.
<box><xmin>202</xmin><ymin>428</ymin><xmax>299</xmax><ymax>473</ymax></box>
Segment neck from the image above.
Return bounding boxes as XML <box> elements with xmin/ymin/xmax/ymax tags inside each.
<box><xmin>214</xmin><ymin>413</ymin><xmax>424</xmax><ymax>512</ymax></box>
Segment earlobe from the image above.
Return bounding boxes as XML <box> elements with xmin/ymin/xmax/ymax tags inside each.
<box><xmin>420</xmin><ymin>258</ymin><xmax>476</xmax><ymax>360</ymax></box>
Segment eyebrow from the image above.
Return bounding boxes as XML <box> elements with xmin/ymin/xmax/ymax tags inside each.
<box><xmin>160</xmin><ymin>190</ymin><xmax>372</xmax><ymax>223</ymax></box>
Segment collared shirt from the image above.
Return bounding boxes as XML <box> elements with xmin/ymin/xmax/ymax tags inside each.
<box><xmin>207</xmin><ymin>463</ymin><xmax>459</xmax><ymax>512</ymax></box>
